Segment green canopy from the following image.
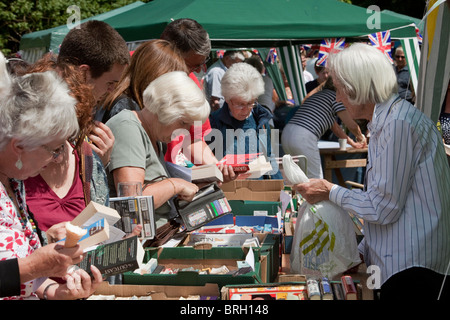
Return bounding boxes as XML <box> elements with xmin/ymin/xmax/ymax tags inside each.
<box><xmin>102</xmin><ymin>0</ymin><xmax>417</xmax><ymax>104</ymax></box>
<box><xmin>104</xmin><ymin>0</ymin><xmax>417</xmax><ymax>48</ymax></box>
<box><xmin>19</xmin><ymin>1</ymin><xmax>145</xmax><ymax>62</ymax></box>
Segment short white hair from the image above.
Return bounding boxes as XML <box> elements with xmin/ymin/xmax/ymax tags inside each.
<box><xmin>142</xmin><ymin>71</ymin><xmax>210</xmax><ymax>125</ymax></box>
<box><xmin>221</xmin><ymin>62</ymin><xmax>265</xmax><ymax>102</ymax></box>
<box><xmin>328</xmin><ymin>43</ymin><xmax>398</xmax><ymax>105</ymax></box>
<box><xmin>0</xmin><ymin>63</ymin><xmax>79</xmax><ymax>151</ymax></box>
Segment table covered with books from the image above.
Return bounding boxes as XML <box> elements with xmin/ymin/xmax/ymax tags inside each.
<box><xmin>79</xmin><ymin>169</ymin><xmax>372</xmax><ymax>301</ymax></box>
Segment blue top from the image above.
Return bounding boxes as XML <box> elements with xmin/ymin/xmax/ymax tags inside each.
<box><xmin>208</xmin><ymin>102</ymin><xmax>282</xmax><ymax>179</ymax></box>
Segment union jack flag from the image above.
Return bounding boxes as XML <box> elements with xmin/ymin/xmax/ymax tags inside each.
<box><xmin>415</xmin><ymin>26</ymin><xmax>423</xmax><ymax>45</ymax></box>
<box><xmin>265</xmin><ymin>48</ymin><xmax>277</xmax><ymax>64</ymax></box>
<box><xmin>368</xmin><ymin>30</ymin><xmax>393</xmax><ymax>63</ymax></box>
<box><xmin>317</xmin><ymin>38</ymin><xmax>346</xmax><ymax>66</ymax></box>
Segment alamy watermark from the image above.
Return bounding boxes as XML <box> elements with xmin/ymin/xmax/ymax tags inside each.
<box><xmin>66</xmin><ymin>5</ymin><xmax>81</xmax><ymax>30</ymax></box>
<box><xmin>366</xmin><ymin>5</ymin><xmax>381</xmax><ymax>30</ymax></box>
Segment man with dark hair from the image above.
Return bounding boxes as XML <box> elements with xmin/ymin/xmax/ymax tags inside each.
<box><xmin>160</xmin><ymin>19</ymin><xmax>225</xmax><ymax>169</ymax></box>
<box><xmin>58</xmin><ymin>20</ymin><xmax>130</xmax><ymax>102</ymax></box>
<box><xmin>160</xmin><ymin>18</ymin><xmax>211</xmax><ymax>77</ymax></box>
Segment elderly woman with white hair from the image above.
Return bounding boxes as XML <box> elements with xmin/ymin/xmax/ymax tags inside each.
<box><xmin>207</xmin><ymin>62</ymin><xmax>282</xmax><ymax>179</ymax></box>
<box><xmin>0</xmin><ymin>55</ymin><xmax>102</xmax><ymax>299</ymax></box>
<box><xmin>106</xmin><ymin>71</ymin><xmax>210</xmax><ymax>227</ymax></box>
<box><xmin>294</xmin><ymin>43</ymin><xmax>450</xmax><ymax>300</ymax></box>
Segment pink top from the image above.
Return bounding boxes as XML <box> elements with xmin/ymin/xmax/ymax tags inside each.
<box><xmin>25</xmin><ymin>150</ymin><xmax>85</xmax><ymax>232</ymax></box>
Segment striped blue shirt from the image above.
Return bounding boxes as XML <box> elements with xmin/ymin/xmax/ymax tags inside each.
<box><xmin>330</xmin><ymin>94</ymin><xmax>450</xmax><ymax>285</ymax></box>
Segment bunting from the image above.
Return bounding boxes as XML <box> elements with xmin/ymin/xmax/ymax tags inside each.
<box><xmin>317</xmin><ymin>38</ymin><xmax>345</xmax><ymax>66</ymax></box>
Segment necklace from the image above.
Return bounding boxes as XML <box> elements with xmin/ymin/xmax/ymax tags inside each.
<box><xmin>8</xmin><ymin>179</ymin><xmax>40</xmax><ymax>250</ymax></box>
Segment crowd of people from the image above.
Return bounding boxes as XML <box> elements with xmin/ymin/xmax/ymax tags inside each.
<box><xmin>0</xmin><ymin>17</ymin><xmax>449</xmax><ymax>300</ymax></box>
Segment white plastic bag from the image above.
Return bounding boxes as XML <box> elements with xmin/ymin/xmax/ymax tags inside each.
<box><xmin>283</xmin><ymin>155</ymin><xmax>361</xmax><ymax>278</ymax></box>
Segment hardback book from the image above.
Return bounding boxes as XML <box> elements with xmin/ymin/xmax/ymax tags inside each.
<box><xmin>341</xmin><ymin>275</ymin><xmax>358</xmax><ymax>300</ymax></box>
<box><xmin>320</xmin><ymin>277</ymin><xmax>334</xmax><ymax>300</ymax></box>
<box><xmin>191</xmin><ymin>164</ymin><xmax>224</xmax><ymax>183</ymax></box>
<box><xmin>109</xmin><ymin>195</ymin><xmax>156</xmax><ymax>242</ymax></box>
<box><xmin>78</xmin><ymin>236</ymin><xmax>144</xmax><ymax>277</ymax></box>
<box><xmin>217</xmin><ymin>153</ymin><xmax>272</xmax><ymax>179</ymax></box>
<box><xmin>331</xmin><ymin>282</ymin><xmax>344</xmax><ymax>300</ymax></box>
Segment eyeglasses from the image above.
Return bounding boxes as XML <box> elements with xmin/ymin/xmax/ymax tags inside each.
<box><xmin>395</xmin><ymin>55</ymin><xmax>405</xmax><ymax>59</ymax></box>
<box><xmin>41</xmin><ymin>143</ymin><xmax>66</xmax><ymax>159</ymax></box>
<box><xmin>188</xmin><ymin>56</ymin><xmax>210</xmax><ymax>71</ymax></box>
<box><xmin>230</xmin><ymin>99</ymin><xmax>258</xmax><ymax>110</ymax></box>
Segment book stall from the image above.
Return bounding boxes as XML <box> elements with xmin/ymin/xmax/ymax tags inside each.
<box><xmin>72</xmin><ymin>155</ymin><xmax>371</xmax><ymax>302</ymax></box>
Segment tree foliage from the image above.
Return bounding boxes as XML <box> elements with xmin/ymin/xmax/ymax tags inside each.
<box><xmin>1</xmin><ymin>0</ymin><xmax>147</xmax><ymax>56</ymax></box>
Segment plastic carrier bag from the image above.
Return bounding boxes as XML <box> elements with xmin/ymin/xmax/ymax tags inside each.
<box><xmin>283</xmin><ymin>155</ymin><xmax>361</xmax><ymax>278</ymax></box>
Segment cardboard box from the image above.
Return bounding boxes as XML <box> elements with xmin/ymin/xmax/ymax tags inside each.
<box><xmin>221</xmin><ymin>180</ymin><xmax>284</xmax><ymax>202</ymax></box>
<box><xmin>122</xmin><ymin>246</ymin><xmax>263</xmax><ymax>287</ymax></box>
<box><xmin>92</xmin><ymin>282</ymin><xmax>220</xmax><ymax>300</ymax></box>
<box><xmin>229</xmin><ymin>200</ymin><xmax>280</xmax><ymax>216</ymax></box>
<box><xmin>181</xmin><ymin>233</ymin><xmax>280</xmax><ymax>283</ymax></box>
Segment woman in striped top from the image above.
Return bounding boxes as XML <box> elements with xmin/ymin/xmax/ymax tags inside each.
<box><xmin>295</xmin><ymin>43</ymin><xmax>450</xmax><ymax>300</ymax></box>
<box><xmin>281</xmin><ymin>77</ymin><xmax>366</xmax><ymax>178</ymax></box>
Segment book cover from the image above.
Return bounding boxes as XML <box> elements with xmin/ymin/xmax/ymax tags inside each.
<box><xmin>109</xmin><ymin>195</ymin><xmax>156</xmax><ymax>242</ymax></box>
<box><xmin>320</xmin><ymin>277</ymin><xmax>334</xmax><ymax>300</ymax></box>
<box><xmin>78</xmin><ymin>236</ymin><xmax>144</xmax><ymax>277</ymax></box>
<box><xmin>71</xmin><ymin>201</ymin><xmax>121</xmax><ymax>228</ymax></box>
<box><xmin>341</xmin><ymin>275</ymin><xmax>358</xmax><ymax>300</ymax></box>
<box><xmin>191</xmin><ymin>164</ymin><xmax>224</xmax><ymax>183</ymax></box>
<box><xmin>218</xmin><ymin>154</ymin><xmax>272</xmax><ymax>179</ymax></box>
<box><xmin>60</xmin><ymin>218</ymin><xmax>110</xmax><ymax>251</ymax></box>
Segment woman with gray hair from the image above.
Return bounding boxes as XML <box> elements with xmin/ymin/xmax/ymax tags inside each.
<box><xmin>208</xmin><ymin>62</ymin><xmax>282</xmax><ymax>179</ymax></box>
<box><xmin>106</xmin><ymin>71</ymin><xmax>210</xmax><ymax>227</ymax></box>
<box><xmin>0</xmin><ymin>54</ymin><xmax>102</xmax><ymax>299</ymax></box>
<box><xmin>294</xmin><ymin>43</ymin><xmax>450</xmax><ymax>300</ymax></box>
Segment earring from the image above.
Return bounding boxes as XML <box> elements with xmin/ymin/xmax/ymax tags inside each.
<box><xmin>15</xmin><ymin>156</ymin><xmax>23</xmax><ymax>170</ymax></box>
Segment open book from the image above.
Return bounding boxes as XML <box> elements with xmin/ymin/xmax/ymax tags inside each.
<box><xmin>190</xmin><ymin>153</ymin><xmax>272</xmax><ymax>182</ymax></box>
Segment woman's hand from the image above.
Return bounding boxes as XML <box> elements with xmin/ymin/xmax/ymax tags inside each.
<box><xmin>44</xmin><ymin>265</ymin><xmax>103</xmax><ymax>300</ymax></box>
<box><xmin>88</xmin><ymin>121</ymin><xmax>115</xmax><ymax>166</ymax></box>
<box><xmin>217</xmin><ymin>163</ymin><xmax>238</xmax><ymax>184</ymax></box>
<box><xmin>46</xmin><ymin>222</ymin><xmax>68</xmax><ymax>243</ymax></box>
<box><xmin>171</xmin><ymin>178</ymin><xmax>199</xmax><ymax>202</ymax></box>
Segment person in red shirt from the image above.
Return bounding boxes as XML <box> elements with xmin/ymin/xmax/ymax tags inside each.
<box><xmin>161</xmin><ymin>19</ymin><xmax>224</xmax><ymax>168</ymax></box>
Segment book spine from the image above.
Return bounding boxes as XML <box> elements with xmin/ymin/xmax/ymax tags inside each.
<box><xmin>331</xmin><ymin>282</ymin><xmax>344</xmax><ymax>300</ymax></box>
<box><xmin>320</xmin><ymin>277</ymin><xmax>333</xmax><ymax>299</ymax></box>
<box><xmin>341</xmin><ymin>275</ymin><xmax>358</xmax><ymax>300</ymax></box>
<box><xmin>306</xmin><ymin>279</ymin><xmax>321</xmax><ymax>300</ymax></box>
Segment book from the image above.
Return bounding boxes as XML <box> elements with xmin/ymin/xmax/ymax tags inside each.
<box><xmin>320</xmin><ymin>277</ymin><xmax>334</xmax><ymax>300</ymax></box>
<box><xmin>191</xmin><ymin>164</ymin><xmax>224</xmax><ymax>183</ymax></box>
<box><xmin>61</xmin><ymin>218</ymin><xmax>110</xmax><ymax>251</ymax></box>
<box><xmin>78</xmin><ymin>236</ymin><xmax>144</xmax><ymax>277</ymax></box>
<box><xmin>331</xmin><ymin>282</ymin><xmax>345</xmax><ymax>300</ymax></box>
<box><xmin>306</xmin><ymin>279</ymin><xmax>321</xmax><ymax>300</ymax></box>
<box><xmin>71</xmin><ymin>201</ymin><xmax>121</xmax><ymax>228</ymax></box>
<box><xmin>348</xmin><ymin>212</ymin><xmax>364</xmax><ymax>236</ymax></box>
<box><xmin>217</xmin><ymin>153</ymin><xmax>272</xmax><ymax>179</ymax></box>
<box><xmin>109</xmin><ymin>195</ymin><xmax>156</xmax><ymax>242</ymax></box>
<box><xmin>341</xmin><ymin>275</ymin><xmax>358</xmax><ymax>300</ymax></box>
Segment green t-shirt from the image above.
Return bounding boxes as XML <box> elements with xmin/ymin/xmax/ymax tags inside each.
<box><xmin>106</xmin><ymin>110</ymin><xmax>173</xmax><ymax>226</ymax></box>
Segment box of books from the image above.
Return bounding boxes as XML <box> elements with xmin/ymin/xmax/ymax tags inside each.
<box><xmin>90</xmin><ymin>282</ymin><xmax>220</xmax><ymax>300</ymax></box>
<box><xmin>221</xmin><ymin>180</ymin><xmax>285</xmax><ymax>202</ymax></box>
<box><xmin>122</xmin><ymin>246</ymin><xmax>263</xmax><ymax>288</ymax></box>
<box><xmin>228</xmin><ymin>200</ymin><xmax>281</xmax><ymax>216</ymax></box>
